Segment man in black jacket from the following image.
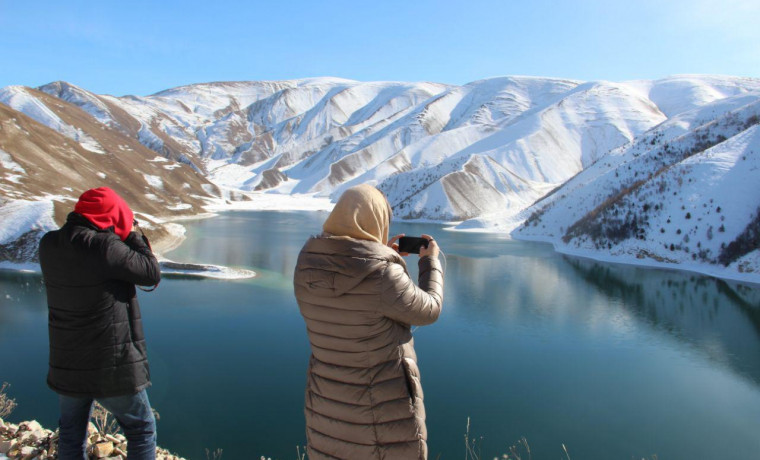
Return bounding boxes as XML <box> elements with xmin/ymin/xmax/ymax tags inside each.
<box><xmin>39</xmin><ymin>187</ymin><xmax>161</xmax><ymax>460</ymax></box>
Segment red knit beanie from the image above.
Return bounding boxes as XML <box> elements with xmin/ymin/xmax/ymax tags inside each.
<box><xmin>74</xmin><ymin>187</ymin><xmax>134</xmax><ymax>241</ymax></box>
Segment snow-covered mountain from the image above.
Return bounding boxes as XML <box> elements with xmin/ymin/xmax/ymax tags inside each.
<box><xmin>1</xmin><ymin>74</ymin><xmax>759</xmax><ymax>280</ymax></box>
<box><xmin>15</xmin><ymin>77</ymin><xmax>666</xmax><ymax>217</ymax></box>
<box><xmin>513</xmin><ymin>83</ymin><xmax>760</xmax><ymax>281</ymax></box>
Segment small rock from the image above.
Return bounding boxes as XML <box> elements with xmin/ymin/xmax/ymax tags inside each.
<box><xmin>19</xmin><ymin>429</ymin><xmax>46</xmax><ymax>444</ymax></box>
<box><xmin>87</xmin><ymin>422</ymin><xmax>98</xmax><ymax>436</ymax></box>
<box><xmin>18</xmin><ymin>421</ymin><xmax>42</xmax><ymax>433</ymax></box>
<box><xmin>105</xmin><ymin>434</ymin><xmax>121</xmax><ymax>444</ymax></box>
<box><xmin>19</xmin><ymin>445</ymin><xmax>36</xmax><ymax>458</ymax></box>
<box><xmin>92</xmin><ymin>441</ymin><xmax>114</xmax><ymax>458</ymax></box>
<box><xmin>112</xmin><ymin>446</ymin><xmax>126</xmax><ymax>457</ymax></box>
<box><xmin>0</xmin><ymin>438</ymin><xmax>17</xmax><ymax>454</ymax></box>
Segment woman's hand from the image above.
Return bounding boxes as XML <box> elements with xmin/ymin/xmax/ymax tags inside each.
<box><xmin>419</xmin><ymin>234</ymin><xmax>440</xmax><ymax>259</ymax></box>
<box><xmin>388</xmin><ymin>234</ymin><xmax>410</xmax><ymax>256</ymax></box>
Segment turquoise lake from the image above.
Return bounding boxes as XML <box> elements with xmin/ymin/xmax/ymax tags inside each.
<box><xmin>1</xmin><ymin>210</ymin><xmax>760</xmax><ymax>459</ymax></box>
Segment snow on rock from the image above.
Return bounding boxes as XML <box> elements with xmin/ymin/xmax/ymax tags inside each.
<box><xmin>1</xmin><ymin>148</ymin><xmax>26</xmax><ymax>184</ymax></box>
<box><xmin>38</xmin><ymin>81</ymin><xmax>114</xmax><ymax>124</ymax></box>
<box><xmin>0</xmin><ymin>200</ymin><xmax>56</xmax><ymax>245</ymax></box>
<box><xmin>0</xmin><ymin>149</ymin><xmax>25</xmax><ymax>174</ymax></box>
<box><xmin>0</xmin><ymin>199</ymin><xmax>57</xmax><ymax>264</ymax></box>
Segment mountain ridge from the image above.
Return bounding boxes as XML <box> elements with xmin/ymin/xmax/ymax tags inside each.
<box><xmin>1</xmin><ymin>74</ymin><xmax>759</xmax><ymax>281</ymax></box>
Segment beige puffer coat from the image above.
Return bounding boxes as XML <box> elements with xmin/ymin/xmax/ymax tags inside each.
<box><xmin>294</xmin><ymin>235</ymin><xmax>444</xmax><ymax>460</ymax></box>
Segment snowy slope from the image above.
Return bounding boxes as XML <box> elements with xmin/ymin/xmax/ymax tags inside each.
<box><xmin>514</xmin><ymin>96</ymin><xmax>760</xmax><ymax>281</ymax></box>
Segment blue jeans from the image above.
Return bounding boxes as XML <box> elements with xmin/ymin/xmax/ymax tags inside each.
<box><xmin>58</xmin><ymin>390</ymin><xmax>157</xmax><ymax>460</ymax></box>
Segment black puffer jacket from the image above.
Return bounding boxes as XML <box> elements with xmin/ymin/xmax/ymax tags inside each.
<box><xmin>39</xmin><ymin>212</ymin><xmax>161</xmax><ymax>397</ymax></box>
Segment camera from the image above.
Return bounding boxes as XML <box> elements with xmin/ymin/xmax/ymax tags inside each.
<box><xmin>398</xmin><ymin>236</ymin><xmax>430</xmax><ymax>254</ymax></box>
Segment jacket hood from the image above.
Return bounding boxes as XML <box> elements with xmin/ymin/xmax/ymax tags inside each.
<box><xmin>73</xmin><ymin>187</ymin><xmax>133</xmax><ymax>241</ymax></box>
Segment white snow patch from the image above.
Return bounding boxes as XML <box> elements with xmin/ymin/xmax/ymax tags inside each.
<box><xmin>143</xmin><ymin>174</ymin><xmax>164</xmax><ymax>189</ymax></box>
<box><xmin>167</xmin><ymin>203</ymin><xmax>192</xmax><ymax>211</ymax></box>
<box><xmin>78</xmin><ymin>134</ymin><xmax>106</xmax><ymax>154</ymax></box>
<box><xmin>0</xmin><ymin>148</ymin><xmax>25</xmax><ymax>174</ymax></box>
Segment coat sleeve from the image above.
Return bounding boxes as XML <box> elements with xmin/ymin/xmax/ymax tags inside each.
<box><xmin>379</xmin><ymin>256</ymin><xmax>444</xmax><ymax>326</ymax></box>
<box><xmin>101</xmin><ymin>232</ymin><xmax>161</xmax><ymax>286</ymax></box>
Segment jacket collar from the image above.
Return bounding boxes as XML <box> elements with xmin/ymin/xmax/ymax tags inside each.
<box><xmin>65</xmin><ymin>212</ymin><xmax>116</xmax><ymax>235</ymax></box>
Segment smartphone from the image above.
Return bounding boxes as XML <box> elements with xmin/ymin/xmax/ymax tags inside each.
<box><xmin>398</xmin><ymin>236</ymin><xmax>429</xmax><ymax>254</ymax></box>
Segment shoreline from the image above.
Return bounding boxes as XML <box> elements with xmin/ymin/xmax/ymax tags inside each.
<box><xmin>1</xmin><ymin>192</ymin><xmax>758</xmax><ymax>286</ymax></box>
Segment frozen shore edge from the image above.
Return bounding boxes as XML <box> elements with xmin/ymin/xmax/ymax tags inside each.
<box><xmin>512</xmin><ymin>233</ymin><xmax>760</xmax><ymax>287</ymax></box>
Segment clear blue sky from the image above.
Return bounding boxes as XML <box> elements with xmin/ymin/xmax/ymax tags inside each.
<box><xmin>1</xmin><ymin>0</ymin><xmax>758</xmax><ymax>96</ymax></box>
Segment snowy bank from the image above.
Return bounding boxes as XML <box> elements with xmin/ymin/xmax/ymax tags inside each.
<box><xmin>203</xmin><ymin>190</ymin><xmax>334</xmax><ymax>213</ymax></box>
<box><xmin>159</xmin><ymin>260</ymin><xmax>255</xmax><ymax>280</ymax></box>
<box><xmin>515</xmin><ymin>233</ymin><xmax>760</xmax><ymax>287</ymax></box>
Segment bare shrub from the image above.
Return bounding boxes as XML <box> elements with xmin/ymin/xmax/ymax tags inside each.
<box><xmin>91</xmin><ymin>401</ymin><xmax>121</xmax><ymax>436</ymax></box>
<box><xmin>0</xmin><ymin>382</ymin><xmax>18</xmax><ymax>418</ymax></box>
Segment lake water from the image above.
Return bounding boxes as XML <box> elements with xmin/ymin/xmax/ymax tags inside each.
<box><xmin>2</xmin><ymin>210</ymin><xmax>760</xmax><ymax>459</ymax></box>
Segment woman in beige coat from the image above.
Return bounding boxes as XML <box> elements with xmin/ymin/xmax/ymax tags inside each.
<box><xmin>293</xmin><ymin>184</ymin><xmax>444</xmax><ymax>460</ymax></box>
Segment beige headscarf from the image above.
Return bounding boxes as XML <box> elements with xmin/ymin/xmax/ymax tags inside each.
<box><xmin>323</xmin><ymin>184</ymin><xmax>392</xmax><ymax>244</ymax></box>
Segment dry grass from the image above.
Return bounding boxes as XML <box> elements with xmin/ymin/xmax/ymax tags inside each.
<box><xmin>90</xmin><ymin>401</ymin><xmax>121</xmax><ymax>436</ymax></box>
<box><xmin>0</xmin><ymin>382</ymin><xmax>18</xmax><ymax>418</ymax></box>
<box><xmin>205</xmin><ymin>448</ymin><xmax>223</xmax><ymax>460</ymax></box>
<box><xmin>463</xmin><ymin>417</ymin><xmax>659</xmax><ymax>460</ymax></box>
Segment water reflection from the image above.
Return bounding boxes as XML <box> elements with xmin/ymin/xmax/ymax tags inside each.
<box><xmin>167</xmin><ymin>211</ymin><xmax>329</xmax><ymax>278</ymax></box>
<box><xmin>564</xmin><ymin>256</ymin><xmax>760</xmax><ymax>385</ymax></box>
<box><xmin>0</xmin><ymin>272</ymin><xmax>46</xmax><ymax>332</ymax></box>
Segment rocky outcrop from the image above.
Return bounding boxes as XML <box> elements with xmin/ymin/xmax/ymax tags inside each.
<box><xmin>0</xmin><ymin>418</ymin><xmax>185</xmax><ymax>460</ymax></box>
